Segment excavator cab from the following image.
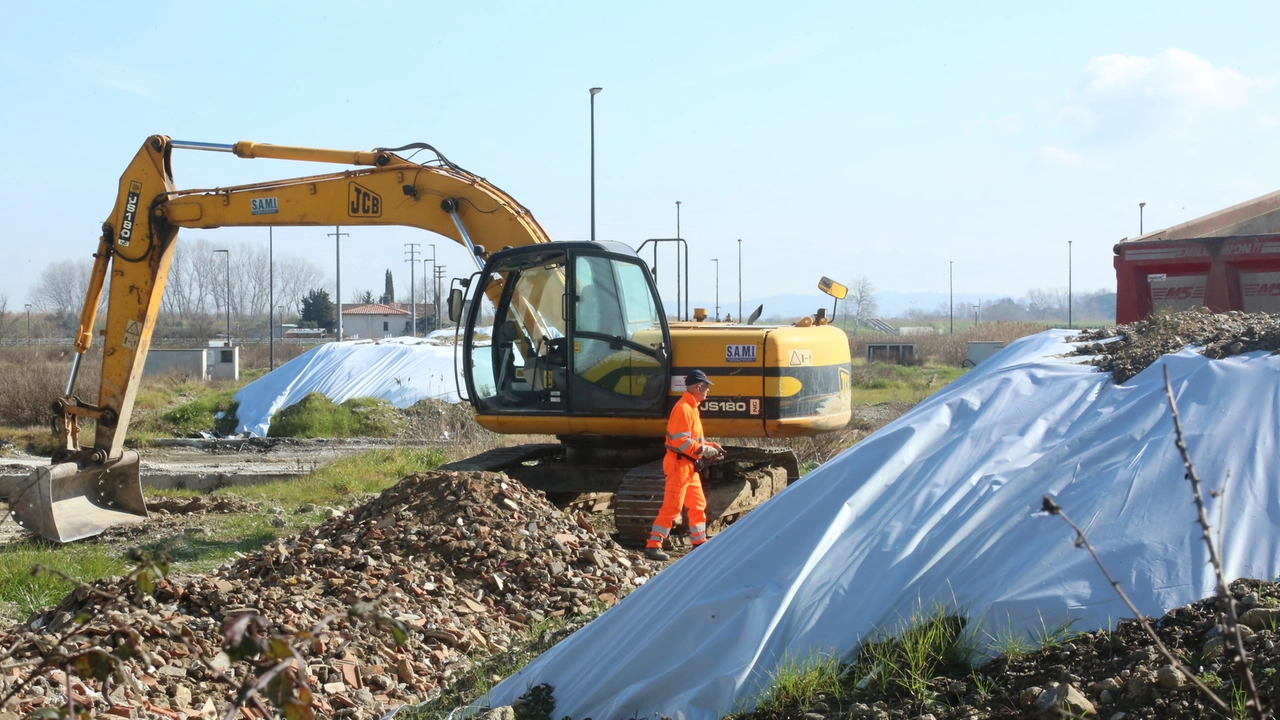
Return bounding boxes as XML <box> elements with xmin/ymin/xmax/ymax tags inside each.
<box><xmin>461</xmin><ymin>242</ymin><xmax>672</xmax><ymax>420</ymax></box>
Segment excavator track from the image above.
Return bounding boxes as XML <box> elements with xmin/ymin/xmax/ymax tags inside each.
<box><xmin>613</xmin><ymin>446</ymin><xmax>796</xmax><ymax>547</ymax></box>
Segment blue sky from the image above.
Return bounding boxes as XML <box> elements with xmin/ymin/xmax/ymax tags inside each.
<box><xmin>3</xmin><ymin>1</ymin><xmax>1279</xmax><ymax>313</ymax></box>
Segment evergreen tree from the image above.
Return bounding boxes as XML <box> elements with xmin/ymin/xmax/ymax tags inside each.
<box><xmin>381</xmin><ymin>270</ymin><xmax>395</xmax><ymax>304</ymax></box>
<box><xmin>300</xmin><ymin>289</ymin><xmax>336</xmax><ymax>331</ymax></box>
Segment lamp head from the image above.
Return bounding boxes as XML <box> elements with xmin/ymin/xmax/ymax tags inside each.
<box><xmin>1139</xmin><ymin>202</ymin><xmax>1146</xmax><ymax>209</ymax></box>
<box><xmin>589</xmin><ymin>87</ymin><xmax>603</xmax><ymax>96</ymax></box>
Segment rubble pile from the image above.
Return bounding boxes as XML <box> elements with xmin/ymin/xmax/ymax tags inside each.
<box><xmin>1073</xmin><ymin>307</ymin><xmax>1280</xmax><ymax>383</ymax></box>
<box><xmin>0</xmin><ymin>470</ymin><xmax>657</xmax><ymax>720</ymax></box>
<box><xmin>715</xmin><ymin>579</ymin><xmax>1280</xmax><ymax>720</ymax></box>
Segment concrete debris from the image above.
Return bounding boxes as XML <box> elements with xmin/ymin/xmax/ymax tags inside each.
<box><xmin>1073</xmin><ymin>307</ymin><xmax>1280</xmax><ymax>383</ymax></box>
<box><xmin>0</xmin><ymin>470</ymin><xmax>658</xmax><ymax>718</ymax></box>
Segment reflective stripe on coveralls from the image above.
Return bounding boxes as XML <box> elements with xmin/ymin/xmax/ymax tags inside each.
<box><xmin>648</xmin><ymin>392</ymin><xmax>710</xmax><ymax>548</ymax></box>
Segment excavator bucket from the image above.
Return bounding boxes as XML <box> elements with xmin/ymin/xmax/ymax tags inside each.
<box><xmin>8</xmin><ymin>451</ymin><xmax>148</xmax><ymax>543</ymax></box>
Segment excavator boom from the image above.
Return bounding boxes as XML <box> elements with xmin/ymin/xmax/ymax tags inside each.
<box><xmin>11</xmin><ymin>135</ymin><xmax>551</xmax><ymax>542</ymax></box>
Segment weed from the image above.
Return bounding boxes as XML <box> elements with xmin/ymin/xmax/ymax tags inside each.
<box><xmin>1199</xmin><ymin>673</ymin><xmax>1225</xmax><ymax>691</ymax></box>
<box><xmin>848</xmin><ymin>606</ymin><xmax>973</xmax><ymax>709</ymax></box>
<box><xmin>752</xmin><ymin>650</ymin><xmax>845</xmax><ymax>719</ymax></box>
<box><xmin>0</xmin><ymin>538</ymin><xmax>127</xmax><ymax>618</ymax></box>
<box><xmin>981</xmin><ymin>621</ymin><xmax>1035</xmax><ymax>660</ymax></box>
<box><xmin>1029</xmin><ymin>611</ymin><xmax>1079</xmax><ymax>648</ymax></box>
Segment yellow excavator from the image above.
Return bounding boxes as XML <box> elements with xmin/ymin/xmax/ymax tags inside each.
<box><xmin>10</xmin><ymin>135</ymin><xmax>852</xmax><ymax>544</ymax></box>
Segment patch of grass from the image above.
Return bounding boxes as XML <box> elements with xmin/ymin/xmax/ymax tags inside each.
<box><xmin>148</xmin><ymin>447</ymin><xmax>447</xmax><ymax>510</ymax></box>
<box><xmin>981</xmin><ymin>621</ymin><xmax>1037</xmax><ymax>660</ymax></box>
<box><xmin>847</xmin><ymin>362</ymin><xmax>966</xmax><ymax>405</ymax></box>
<box><xmin>848</xmin><ymin>605</ymin><xmax>974</xmax><ymax>709</ymax></box>
<box><xmin>1029</xmin><ymin>612</ymin><xmax>1079</xmax><ymax>648</ymax></box>
<box><xmin>268</xmin><ymin>393</ymin><xmax>398</xmax><ymax>438</ymax></box>
<box><xmin>0</xmin><ymin>536</ymin><xmax>127</xmax><ymax>617</ymax></box>
<box><xmin>130</xmin><ymin>513</ymin><xmax>310</xmax><ymax>573</ymax></box>
<box><xmin>139</xmin><ymin>387</ymin><xmax>240</xmax><ymax>437</ymax></box>
<box><xmin>751</xmin><ymin>650</ymin><xmax>846</xmax><ymax>719</ymax></box>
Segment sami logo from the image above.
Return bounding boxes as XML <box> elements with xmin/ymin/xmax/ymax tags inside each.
<box><xmin>251</xmin><ymin>197</ymin><xmax>279</xmax><ymax>215</ymax></box>
<box><xmin>348</xmin><ymin>182</ymin><xmax>382</xmax><ymax>217</ymax></box>
<box><xmin>726</xmin><ymin>344</ymin><xmax>756</xmax><ymax>363</ymax></box>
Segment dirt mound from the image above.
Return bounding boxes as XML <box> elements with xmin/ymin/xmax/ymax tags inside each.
<box><xmin>1</xmin><ymin>470</ymin><xmax>660</xmax><ymax>719</ymax></box>
<box><xmin>1073</xmin><ymin>307</ymin><xmax>1280</xmax><ymax>383</ymax></box>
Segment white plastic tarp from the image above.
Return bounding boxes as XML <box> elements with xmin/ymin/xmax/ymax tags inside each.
<box><xmin>233</xmin><ymin>333</ymin><xmax>470</xmax><ymax>437</ymax></box>
<box><xmin>478</xmin><ymin>330</ymin><xmax>1280</xmax><ymax>720</ymax></box>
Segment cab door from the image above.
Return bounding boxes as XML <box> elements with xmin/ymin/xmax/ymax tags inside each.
<box><xmin>568</xmin><ymin>252</ymin><xmax>671</xmax><ymax>416</ymax></box>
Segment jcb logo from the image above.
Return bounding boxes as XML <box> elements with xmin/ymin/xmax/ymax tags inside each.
<box><xmin>1259</xmin><ymin>284</ymin><xmax>1280</xmax><ymax>296</ymax></box>
<box><xmin>348</xmin><ymin>182</ymin><xmax>382</xmax><ymax>217</ymax></box>
<box><xmin>1166</xmin><ymin>287</ymin><xmax>1196</xmax><ymax>300</ymax></box>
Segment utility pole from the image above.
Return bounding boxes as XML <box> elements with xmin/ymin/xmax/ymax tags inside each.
<box><xmin>329</xmin><ymin>226</ymin><xmax>348</xmax><ymax>341</ymax></box>
<box><xmin>405</xmin><ymin>243</ymin><xmax>421</xmax><ymax>337</ymax></box>
<box><xmin>949</xmin><ymin>261</ymin><xmax>954</xmax><ymax>334</ymax></box>
<box><xmin>1139</xmin><ymin>202</ymin><xmax>1146</xmax><ymax>235</ymax></box>
<box><xmin>434</xmin><ymin>265</ymin><xmax>448</xmax><ymax>325</ymax></box>
<box><xmin>24</xmin><ymin>304</ymin><xmax>31</xmax><ymax>344</ymax></box>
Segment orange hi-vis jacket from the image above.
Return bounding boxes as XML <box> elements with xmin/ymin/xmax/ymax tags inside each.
<box><xmin>649</xmin><ymin>391</ymin><xmax>711</xmax><ymax>549</ymax></box>
<box><xmin>664</xmin><ymin>392</ymin><xmax>706</xmax><ymax>461</ymax></box>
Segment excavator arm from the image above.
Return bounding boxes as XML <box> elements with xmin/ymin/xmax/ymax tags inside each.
<box><xmin>12</xmin><ymin>135</ymin><xmax>551</xmax><ymax>542</ymax></box>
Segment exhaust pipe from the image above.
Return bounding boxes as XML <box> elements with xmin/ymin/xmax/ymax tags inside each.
<box><xmin>9</xmin><ymin>451</ymin><xmax>148</xmax><ymax>543</ymax></box>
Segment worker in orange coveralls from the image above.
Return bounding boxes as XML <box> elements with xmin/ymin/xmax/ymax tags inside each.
<box><xmin>645</xmin><ymin>369</ymin><xmax>723</xmax><ymax>561</ymax></box>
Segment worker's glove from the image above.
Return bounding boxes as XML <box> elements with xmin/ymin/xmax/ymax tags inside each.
<box><xmin>701</xmin><ymin>445</ymin><xmax>722</xmax><ymax>460</ymax></box>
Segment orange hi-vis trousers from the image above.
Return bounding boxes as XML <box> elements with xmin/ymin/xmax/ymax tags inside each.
<box><xmin>647</xmin><ymin>452</ymin><xmax>709</xmax><ymax>549</ymax></box>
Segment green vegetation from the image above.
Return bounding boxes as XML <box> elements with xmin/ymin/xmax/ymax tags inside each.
<box><xmin>751</xmin><ymin>651</ymin><xmax>846</xmax><ymax>719</ymax></box>
<box><xmin>847</xmin><ymin>362</ymin><xmax>966</xmax><ymax>405</ymax></box>
<box><xmin>0</xmin><ymin>538</ymin><xmax>128</xmax><ymax>617</ymax></box>
<box><xmin>848</xmin><ymin>607</ymin><xmax>974</xmax><ymax>707</ymax></box>
<box><xmin>267</xmin><ymin>392</ymin><xmax>399</xmax><ymax>438</ymax></box>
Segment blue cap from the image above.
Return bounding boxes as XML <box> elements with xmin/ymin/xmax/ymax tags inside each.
<box><xmin>686</xmin><ymin>369</ymin><xmax>714</xmax><ymax>386</ymax></box>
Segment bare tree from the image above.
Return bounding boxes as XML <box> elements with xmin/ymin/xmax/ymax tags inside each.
<box><xmin>30</xmin><ymin>259</ymin><xmax>92</xmax><ymax>316</ymax></box>
<box><xmin>847</xmin><ymin>276</ymin><xmax>878</xmax><ymax>335</ymax></box>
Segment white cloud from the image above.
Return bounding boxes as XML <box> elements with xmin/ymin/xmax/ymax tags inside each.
<box><xmin>68</xmin><ymin>56</ymin><xmax>150</xmax><ymax>97</ymax></box>
<box><xmin>1062</xmin><ymin>48</ymin><xmax>1260</xmax><ymax>140</ymax></box>
<box><xmin>1039</xmin><ymin>146</ymin><xmax>1083</xmax><ymax>168</ymax></box>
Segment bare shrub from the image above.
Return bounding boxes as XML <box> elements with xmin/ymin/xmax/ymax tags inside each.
<box><xmin>237</xmin><ymin>342</ymin><xmax>316</xmax><ymax>371</ymax></box>
<box><xmin>0</xmin><ymin>347</ymin><xmax>102</xmax><ymax>427</ymax></box>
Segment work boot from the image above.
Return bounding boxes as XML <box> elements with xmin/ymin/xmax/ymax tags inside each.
<box><xmin>644</xmin><ymin>547</ymin><xmax>670</xmax><ymax>562</ymax></box>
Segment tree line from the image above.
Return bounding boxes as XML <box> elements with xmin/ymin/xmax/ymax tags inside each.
<box><xmin>19</xmin><ymin>237</ymin><xmax>448</xmax><ymax>340</ymax></box>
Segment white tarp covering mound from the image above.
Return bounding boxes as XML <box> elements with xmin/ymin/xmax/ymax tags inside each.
<box><xmin>478</xmin><ymin>330</ymin><xmax>1280</xmax><ymax>720</ymax></box>
<box><xmin>233</xmin><ymin>334</ymin><xmax>466</xmax><ymax>437</ymax></box>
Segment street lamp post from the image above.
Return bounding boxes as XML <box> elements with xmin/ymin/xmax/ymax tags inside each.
<box><xmin>1139</xmin><ymin>202</ymin><xmax>1146</xmax><ymax>235</ymax></box>
<box><xmin>737</xmin><ymin>239</ymin><xmax>742</xmax><ymax>322</ymax></box>
<box><xmin>329</xmin><ymin>226</ymin><xmax>348</xmax><ymax>340</ymax></box>
<box><xmin>675</xmin><ymin>201</ymin><xmax>682</xmax><ymax>320</ymax></box>
<box><xmin>1068</xmin><ymin>240</ymin><xmax>1073</xmax><ymax>329</ymax></box>
<box><xmin>269</xmin><ymin>227</ymin><xmax>275</xmax><ymax>370</ymax></box>
<box><xmin>213</xmin><ymin>249</ymin><xmax>231</xmax><ymax>345</ymax></box>
<box><xmin>949</xmin><ymin>261</ymin><xmax>954</xmax><ymax>334</ymax></box>
<box><xmin>590</xmin><ymin>87</ymin><xmax>603</xmax><ymax>242</ymax></box>
<box><xmin>426</xmin><ymin>243</ymin><xmax>437</xmax><ymax>329</ymax></box>
<box><xmin>24</xmin><ymin>304</ymin><xmax>31</xmax><ymax>344</ymax></box>
<box><xmin>711</xmin><ymin>259</ymin><xmax>720</xmax><ymax>321</ymax></box>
